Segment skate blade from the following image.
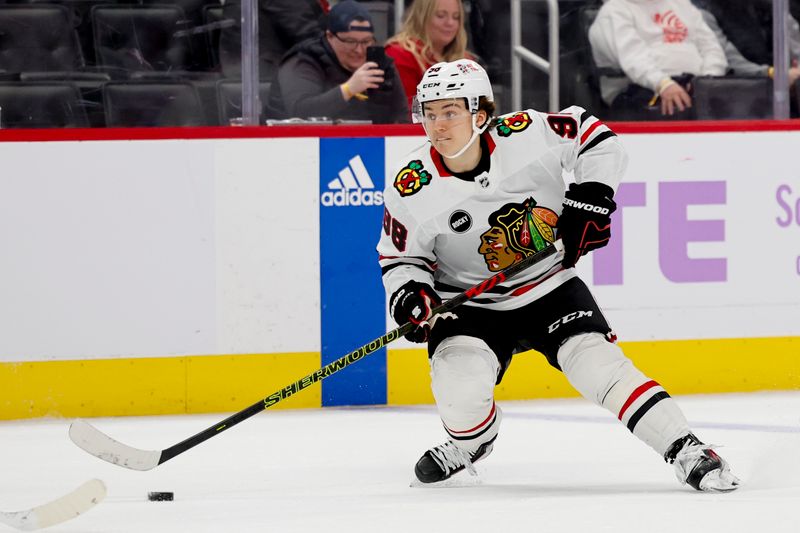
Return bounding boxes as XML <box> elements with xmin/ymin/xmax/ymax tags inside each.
<box><xmin>409</xmin><ymin>475</ymin><xmax>483</xmax><ymax>489</ymax></box>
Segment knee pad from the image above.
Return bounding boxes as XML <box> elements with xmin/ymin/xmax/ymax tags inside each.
<box><xmin>557</xmin><ymin>332</ymin><xmax>639</xmax><ymax>406</ymax></box>
<box><xmin>430</xmin><ymin>335</ymin><xmax>502</xmax><ymax>452</ymax></box>
<box><xmin>557</xmin><ymin>333</ymin><xmax>689</xmax><ymax>456</ymax></box>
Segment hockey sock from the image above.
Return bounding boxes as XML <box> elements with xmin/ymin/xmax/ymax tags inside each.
<box><xmin>430</xmin><ymin>335</ymin><xmax>502</xmax><ymax>454</ymax></box>
<box><xmin>557</xmin><ymin>333</ymin><xmax>690</xmax><ymax>456</ymax></box>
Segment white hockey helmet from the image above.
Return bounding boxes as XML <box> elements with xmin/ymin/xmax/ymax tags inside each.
<box><xmin>411</xmin><ymin>59</ymin><xmax>494</xmax><ymax>124</ymax></box>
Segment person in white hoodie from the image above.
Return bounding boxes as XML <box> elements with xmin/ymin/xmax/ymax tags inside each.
<box><xmin>589</xmin><ymin>0</ymin><xmax>728</xmax><ymax>117</ymax></box>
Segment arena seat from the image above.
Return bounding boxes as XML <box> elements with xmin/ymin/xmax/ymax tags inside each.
<box><xmin>693</xmin><ymin>76</ymin><xmax>773</xmax><ymax>120</ymax></box>
<box><xmin>91</xmin><ymin>5</ymin><xmax>196</xmax><ymax>74</ymax></box>
<box><xmin>216</xmin><ymin>79</ymin><xmax>285</xmax><ymax>125</ymax></box>
<box><xmin>0</xmin><ymin>82</ymin><xmax>89</xmax><ymax>127</ymax></box>
<box><xmin>103</xmin><ymin>80</ymin><xmax>206</xmax><ymax>126</ymax></box>
<box><xmin>0</xmin><ymin>5</ymin><xmax>85</xmax><ymax>73</ymax></box>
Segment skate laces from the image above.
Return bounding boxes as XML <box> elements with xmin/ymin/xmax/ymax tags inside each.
<box><xmin>674</xmin><ymin>442</ymin><xmax>717</xmax><ymax>481</ymax></box>
<box><xmin>675</xmin><ymin>442</ymin><xmax>738</xmax><ymax>484</ymax></box>
<box><xmin>429</xmin><ymin>441</ymin><xmax>478</xmax><ymax>477</ymax></box>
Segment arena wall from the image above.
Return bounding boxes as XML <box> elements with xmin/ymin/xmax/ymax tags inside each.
<box><xmin>1</xmin><ymin>123</ymin><xmax>798</xmax><ymax>420</ymax></box>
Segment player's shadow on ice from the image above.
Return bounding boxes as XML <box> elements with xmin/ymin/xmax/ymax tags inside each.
<box><xmin>410</xmin><ymin>480</ymin><xmax>680</xmax><ymax>497</ymax></box>
<box><xmin>477</xmin><ymin>482</ymin><xmax>682</xmax><ymax>497</ymax></box>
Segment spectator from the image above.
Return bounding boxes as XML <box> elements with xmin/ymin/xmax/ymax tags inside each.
<box><xmin>697</xmin><ymin>0</ymin><xmax>800</xmax><ymax>68</ymax></box>
<box><xmin>385</xmin><ymin>0</ymin><xmax>471</xmax><ymax>109</ymax></box>
<box><xmin>589</xmin><ymin>0</ymin><xmax>728</xmax><ymax>118</ymax></box>
<box><xmin>269</xmin><ymin>0</ymin><xmax>409</xmax><ymax>123</ymax></box>
<box><xmin>692</xmin><ymin>1</ymin><xmax>800</xmax><ymax>85</ymax></box>
<box><xmin>218</xmin><ymin>0</ymin><xmax>328</xmax><ymax>81</ymax></box>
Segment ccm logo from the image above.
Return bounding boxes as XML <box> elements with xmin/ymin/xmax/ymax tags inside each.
<box><xmin>564</xmin><ymin>198</ymin><xmax>610</xmax><ymax>215</ymax></box>
<box><xmin>548</xmin><ymin>310</ymin><xmax>593</xmax><ymax>333</ymax></box>
<box><xmin>422</xmin><ymin>82</ymin><xmax>441</xmax><ymax>88</ymax></box>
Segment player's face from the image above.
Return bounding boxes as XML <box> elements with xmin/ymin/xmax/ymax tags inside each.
<box><xmin>421</xmin><ymin>99</ymin><xmax>473</xmax><ymax>155</ymax></box>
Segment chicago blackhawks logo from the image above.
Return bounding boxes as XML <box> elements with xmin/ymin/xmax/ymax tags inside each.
<box><xmin>478</xmin><ymin>198</ymin><xmax>557</xmax><ymax>271</ymax></box>
<box><xmin>394</xmin><ymin>160</ymin><xmax>432</xmax><ymax>197</ymax></box>
<box><xmin>496</xmin><ymin>112</ymin><xmax>532</xmax><ymax>137</ymax></box>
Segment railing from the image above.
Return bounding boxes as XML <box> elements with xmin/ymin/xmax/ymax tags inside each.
<box><xmin>241</xmin><ymin>0</ymin><xmax>260</xmax><ymax>125</ymax></box>
<box><xmin>774</xmin><ymin>0</ymin><xmax>791</xmax><ymax>119</ymax></box>
<box><xmin>511</xmin><ymin>0</ymin><xmax>560</xmax><ymax>112</ymax></box>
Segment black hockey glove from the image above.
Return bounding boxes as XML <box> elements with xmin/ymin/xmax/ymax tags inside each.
<box><xmin>389</xmin><ymin>281</ymin><xmax>442</xmax><ymax>343</ymax></box>
<box><xmin>557</xmin><ymin>181</ymin><xmax>617</xmax><ymax>268</ymax></box>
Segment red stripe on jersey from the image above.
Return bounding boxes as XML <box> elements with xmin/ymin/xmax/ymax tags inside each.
<box><xmin>509</xmin><ymin>265</ymin><xmax>564</xmax><ymax>296</ymax></box>
<box><xmin>618</xmin><ymin>380</ymin><xmax>659</xmax><ymax>420</ymax></box>
<box><xmin>485</xmin><ymin>132</ymin><xmax>496</xmax><ymax>154</ymax></box>
<box><xmin>446</xmin><ymin>402</ymin><xmax>496</xmax><ymax>434</ymax></box>
<box><xmin>580</xmin><ymin>120</ymin><xmax>604</xmax><ymax>145</ymax></box>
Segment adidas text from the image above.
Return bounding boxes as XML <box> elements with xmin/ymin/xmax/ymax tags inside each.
<box><xmin>321</xmin><ymin>189</ymin><xmax>384</xmax><ymax>207</ymax></box>
<box><xmin>564</xmin><ymin>198</ymin><xmax>610</xmax><ymax>214</ymax></box>
<box><xmin>323</xmin><ymin>155</ymin><xmax>383</xmax><ymax>207</ymax></box>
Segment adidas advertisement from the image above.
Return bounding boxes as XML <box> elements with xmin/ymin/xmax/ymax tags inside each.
<box><xmin>321</xmin><ymin>154</ymin><xmax>384</xmax><ymax>207</ymax></box>
<box><xmin>319</xmin><ymin>138</ymin><xmax>387</xmax><ymax>407</ymax></box>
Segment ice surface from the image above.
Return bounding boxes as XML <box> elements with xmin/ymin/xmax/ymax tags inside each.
<box><xmin>1</xmin><ymin>391</ymin><xmax>799</xmax><ymax>532</ymax></box>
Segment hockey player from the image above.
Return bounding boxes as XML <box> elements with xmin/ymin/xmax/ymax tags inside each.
<box><xmin>377</xmin><ymin>59</ymin><xmax>739</xmax><ymax>492</ymax></box>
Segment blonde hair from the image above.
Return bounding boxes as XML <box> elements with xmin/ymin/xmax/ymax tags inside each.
<box><xmin>386</xmin><ymin>0</ymin><xmax>469</xmax><ymax>73</ymax></box>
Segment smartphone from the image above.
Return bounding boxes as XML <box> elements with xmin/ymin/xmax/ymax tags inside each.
<box><xmin>366</xmin><ymin>45</ymin><xmax>386</xmax><ymax>68</ymax></box>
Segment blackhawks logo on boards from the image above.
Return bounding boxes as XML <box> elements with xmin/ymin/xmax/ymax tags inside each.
<box><xmin>394</xmin><ymin>160</ymin><xmax>432</xmax><ymax>197</ymax></box>
<box><xmin>478</xmin><ymin>197</ymin><xmax>557</xmax><ymax>272</ymax></box>
<box><xmin>496</xmin><ymin>111</ymin><xmax>532</xmax><ymax>137</ymax></box>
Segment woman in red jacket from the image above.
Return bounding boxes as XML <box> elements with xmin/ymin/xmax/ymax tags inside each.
<box><xmin>385</xmin><ymin>0</ymin><xmax>472</xmax><ymax>109</ymax></box>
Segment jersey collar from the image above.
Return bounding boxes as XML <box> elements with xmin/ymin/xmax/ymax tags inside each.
<box><xmin>430</xmin><ymin>130</ymin><xmax>496</xmax><ymax>178</ymax></box>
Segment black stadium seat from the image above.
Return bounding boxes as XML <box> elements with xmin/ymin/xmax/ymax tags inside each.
<box><xmin>216</xmin><ymin>79</ymin><xmax>281</xmax><ymax>125</ymax></box>
<box><xmin>0</xmin><ymin>82</ymin><xmax>89</xmax><ymax>128</ymax></box>
<box><xmin>91</xmin><ymin>5</ymin><xmax>195</xmax><ymax>73</ymax></box>
<box><xmin>103</xmin><ymin>80</ymin><xmax>206</xmax><ymax>126</ymax></box>
<box><xmin>693</xmin><ymin>76</ymin><xmax>773</xmax><ymax>120</ymax></box>
<box><xmin>0</xmin><ymin>5</ymin><xmax>85</xmax><ymax>73</ymax></box>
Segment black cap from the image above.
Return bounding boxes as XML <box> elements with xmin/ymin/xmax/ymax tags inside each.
<box><xmin>328</xmin><ymin>0</ymin><xmax>373</xmax><ymax>33</ymax></box>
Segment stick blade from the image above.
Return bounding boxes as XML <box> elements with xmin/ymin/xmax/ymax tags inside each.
<box><xmin>69</xmin><ymin>420</ymin><xmax>161</xmax><ymax>471</ymax></box>
<box><xmin>0</xmin><ymin>479</ymin><xmax>106</xmax><ymax>531</ymax></box>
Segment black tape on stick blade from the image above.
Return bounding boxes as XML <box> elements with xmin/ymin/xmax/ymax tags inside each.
<box><xmin>147</xmin><ymin>492</ymin><xmax>174</xmax><ymax>501</ymax></box>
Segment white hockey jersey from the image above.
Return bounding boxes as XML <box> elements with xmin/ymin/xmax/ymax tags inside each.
<box><xmin>378</xmin><ymin>106</ymin><xmax>628</xmax><ymax>312</ymax></box>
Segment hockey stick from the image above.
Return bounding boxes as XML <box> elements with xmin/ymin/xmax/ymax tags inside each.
<box><xmin>0</xmin><ymin>479</ymin><xmax>106</xmax><ymax>531</ymax></box>
<box><xmin>69</xmin><ymin>240</ymin><xmax>564</xmax><ymax>471</ymax></box>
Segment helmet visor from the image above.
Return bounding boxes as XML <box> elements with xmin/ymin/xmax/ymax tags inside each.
<box><xmin>411</xmin><ymin>96</ymin><xmax>424</xmax><ymax>124</ymax></box>
<box><xmin>412</xmin><ymin>98</ymin><xmax>472</xmax><ymax>127</ymax></box>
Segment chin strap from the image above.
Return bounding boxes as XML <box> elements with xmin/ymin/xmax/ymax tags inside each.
<box><xmin>442</xmin><ymin>114</ymin><xmax>490</xmax><ymax>159</ymax></box>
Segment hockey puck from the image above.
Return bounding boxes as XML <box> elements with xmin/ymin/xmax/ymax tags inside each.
<box><xmin>147</xmin><ymin>491</ymin><xmax>174</xmax><ymax>502</ymax></box>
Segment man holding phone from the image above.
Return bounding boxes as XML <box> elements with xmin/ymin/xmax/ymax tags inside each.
<box><xmin>270</xmin><ymin>0</ymin><xmax>409</xmax><ymax>123</ymax></box>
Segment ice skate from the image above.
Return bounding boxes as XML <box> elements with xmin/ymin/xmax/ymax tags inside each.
<box><xmin>666</xmin><ymin>433</ymin><xmax>740</xmax><ymax>492</ymax></box>
<box><xmin>414</xmin><ymin>438</ymin><xmax>495</xmax><ymax>484</ymax></box>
